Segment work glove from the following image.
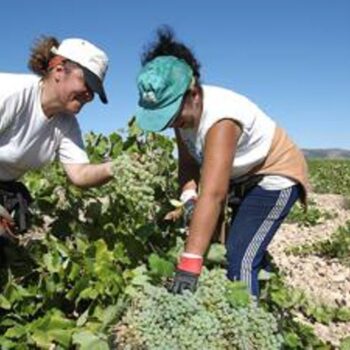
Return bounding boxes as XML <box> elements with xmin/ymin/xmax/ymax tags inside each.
<box><xmin>0</xmin><ymin>204</ymin><xmax>16</xmax><ymax>242</ymax></box>
<box><xmin>182</xmin><ymin>197</ymin><xmax>196</xmax><ymax>227</ymax></box>
<box><xmin>164</xmin><ymin>189</ymin><xmax>198</xmax><ymax>226</ymax></box>
<box><xmin>168</xmin><ymin>253</ymin><xmax>203</xmax><ymax>294</ymax></box>
<box><xmin>180</xmin><ymin>189</ymin><xmax>197</xmax><ymax>227</ymax></box>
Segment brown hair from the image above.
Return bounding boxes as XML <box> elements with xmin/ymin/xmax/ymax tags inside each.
<box><xmin>28</xmin><ymin>36</ymin><xmax>60</xmax><ymax>77</ymax></box>
<box><xmin>142</xmin><ymin>26</ymin><xmax>201</xmax><ymax>81</ymax></box>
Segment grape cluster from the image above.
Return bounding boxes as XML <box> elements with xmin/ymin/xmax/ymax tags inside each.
<box><xmin>113</xmin><ymin>269</ymin><xmax>283</xmax><ymax>349</ymax></box>
<box><xmin>111</xmin><ymin>152</ymin><xmax>165</xmax><ymax>215</ymax></box>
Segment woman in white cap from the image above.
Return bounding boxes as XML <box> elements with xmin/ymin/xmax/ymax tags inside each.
<box><xmin>0</xmin><ymin>36</ymin><xmax>114</xmax><ymax>244</ymax></box>
<box><xmin>135</xmin><ymin>27</ymin><xmax>309</xmax><ymax>298</ymax></box>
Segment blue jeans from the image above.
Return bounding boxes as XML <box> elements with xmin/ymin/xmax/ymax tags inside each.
<box><xmin>225</xmin><ymin>184</ymin><xmax>300</xmax><ymax>297</ymax></box>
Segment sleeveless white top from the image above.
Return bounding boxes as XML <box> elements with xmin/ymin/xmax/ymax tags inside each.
<box><xmin>179</xmin><ymin>85</ymin><xmax>295</xmax><ymax>189</ymax></box>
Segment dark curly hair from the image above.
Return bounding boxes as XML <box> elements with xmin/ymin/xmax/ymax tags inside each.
<box><xmin>27</xmin><ymin>36</ymin><xmax>59</xmax><ymax>77</ymax></box>
<box><xmin>141</xmin><ymin>26</ymin><xmax>201</xmax><ymax>81</ymax></box>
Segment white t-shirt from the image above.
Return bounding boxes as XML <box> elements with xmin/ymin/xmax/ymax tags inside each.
<box><xmin>0</xmin><ymin>73</ymin><xmax>89</xmax><ymax>181</ymax></box>
<box><xmin>179</xmin><ymin>85</ymin><xmax>295</xmax><ymax>190</ymax></box>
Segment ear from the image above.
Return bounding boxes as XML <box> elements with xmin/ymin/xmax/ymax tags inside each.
<box><xmin>191</xmin><ymin>86</ymin><xmax>201</xmax><ymax>102</ymax></box>
<box><xmin>51</xmin><ymin>64</ymin><xmax>65</xmax><ymax>82</ymax></box>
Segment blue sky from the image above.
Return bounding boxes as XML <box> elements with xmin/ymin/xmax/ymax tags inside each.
<box><xmin>1</xmin><ymin>0</ymin><xmax>349</xmax><ymax>149</ymax></box>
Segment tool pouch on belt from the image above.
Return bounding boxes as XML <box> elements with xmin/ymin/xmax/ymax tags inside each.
<box><xmin>211</xmin><ymin>175</ymin><xmax>264</xmax><ymax>245</ymax></box>
<box><xmin>212</xmin><ymin>175</ymin><xmax>263</xmax><ymax>244</ymax></box>
<box><xmin>227</xmin><ymin>175</ymin><xmax>264</xmax><ymax>208</ymax></box>
<box><xmin>0</xmin><ymin>181</ymin><xmax>33</xmax><ymax>235</ymax></box>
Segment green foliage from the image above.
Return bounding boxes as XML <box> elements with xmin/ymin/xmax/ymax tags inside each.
<box><xmin>260</xmin><ymin>271</ymin><xmax>346</xmax><ymax>349</ymax></box>
<box><xmin>0</xmin><ymin>125</ymin><xmax>181</xmax><ymax>348</ymax></box>
<box><xmin>287</xmin><ymin>220</ymin><xmax>350</xmax><ymax>266</ymax></box>
<box><xmin>113</xmin><ymin>269</ymin><xmax>283</xmax><ymax>350</ymax></box>
<box><xmin>308</xmin><ymin>159</ymin><xmax>350</xmax><ymax>195</ymax></box>
<box><xmin>340</xmin><ymin>336</ymin><xmax>350</xmax><ymax>350</ymax></box>
<box><xmin>262</xmin><ymin>269</ymin><xmax>348</xmax><ymax>348</ymax></box>
<box><xmin>3</xmin><ymin>133</ymin><xmax>347</xmax><ymax>348</ymax></box>
<box><xmin>286</xmin><ymin>200</ymin><xmax>334</xmax><ymax>227</ymax></box>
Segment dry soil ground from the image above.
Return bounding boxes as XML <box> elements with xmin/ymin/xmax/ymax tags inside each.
<box><xmin>269</xmin><ymin>193</ymin><xmax>350</xmax><ymax>347</ymax></box>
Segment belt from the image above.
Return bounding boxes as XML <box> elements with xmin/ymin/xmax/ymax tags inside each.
<box><xmin>227</xmin><ymin>175</ymin><xmax>264</xmax><ymax>206</ymax></box>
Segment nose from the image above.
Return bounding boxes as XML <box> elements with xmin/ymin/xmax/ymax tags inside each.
<box><xmin>167</xmin><ymin>111</ymin><xmax>182</xmax><ymax>128</ymax></box>
<box><xmin>171</xmin><ymin>116</ymin><xmax>183</xmax><ymax>128</ymax></box>
<box><xmin>84</xmin><ymin>86</ymin><xmax>94</xmax><ymax>102</ymax></box>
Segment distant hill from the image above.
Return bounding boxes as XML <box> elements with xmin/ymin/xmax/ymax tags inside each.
<box><xmin>302</xmin><ymin>148</ymin><xmax>350</xmax><ymax>159</ymax></box>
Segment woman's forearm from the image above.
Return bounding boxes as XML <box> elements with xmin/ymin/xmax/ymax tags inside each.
<box><xmin>184</xmin><ymin>192</ymin><xmax>225</xmax><ymax>255</ymax></box>
<box><xmin>63</xmin><ymin>162</ymin><xmax>113</xmax><ymax>188</ymax></box>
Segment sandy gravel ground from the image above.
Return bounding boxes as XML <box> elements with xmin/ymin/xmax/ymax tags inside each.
<box><xmin>269</xmin><ymin>193</ymin><xmax>350</xmax><ymax>346</ymax></box>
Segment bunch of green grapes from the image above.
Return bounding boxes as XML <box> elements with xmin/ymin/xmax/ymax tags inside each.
<box><xmin>113</xmin><ymin>269</ymin><xmax>283</xmax><ymax>349</ymax></box>
<box><xmin>114</xmin><ymin>286</ymin><xmax>226</xmax><ymax>350</ymax></box>
<box><xmin>198</xmin><ymin>269</ymin><xmax>283</xmax><ymax>349</ymax></box>
<box><xmin>111</xmin><ymin>152</ymin><xmax>165</xmax><ymax>215</ymax></box>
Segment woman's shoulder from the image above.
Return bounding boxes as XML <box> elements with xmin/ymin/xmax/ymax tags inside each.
<box><xmin>0</xmin><ymin>73</ymin><xmax>40</xmax><ymax>98</ymax></box>
<box><xmin>202</xmin><ymin>84</ymin><xmax>253</xmax><ymax>105</ymax></box>
<box><xmin>0</xmin><ymin>73</ymin><xmax>39</xmax><ymax>85</ymax></box>
<box><xmin>202</xmin><ymin>85</ymin><xmax>257</xmax><ymax>120</ymax></box>
<box><xmin>201</xmin><ymin>84</ymin><xmax>275</xmax><ymax>134</ymax></box>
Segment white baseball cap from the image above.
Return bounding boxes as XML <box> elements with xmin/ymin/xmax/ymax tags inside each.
<box><xmin>51</xmin><ymin>38</ymin><xmax>109</xmax><ymax>104</ymax></box>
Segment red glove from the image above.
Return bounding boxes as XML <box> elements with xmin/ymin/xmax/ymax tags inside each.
<box><xmin>169</xmin><ymin>253</ymin><xmax>203</xmax><ymax>294</ymax></box>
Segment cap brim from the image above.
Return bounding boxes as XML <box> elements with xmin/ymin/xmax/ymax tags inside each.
<box><xmin>135</xmin><ymin>95</ymin><xmax>183</xmax><ymax>132</ymax></box>
<box><xmin>82</xmin><ymin>68</ymin><xmax>108</xmax><ymax>104</ymax></box>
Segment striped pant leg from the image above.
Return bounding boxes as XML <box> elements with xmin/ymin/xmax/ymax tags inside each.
<box><xmin>225</xmin><ymin>185</ymin><xmax>300</xmax><ymax>296</ymax></box>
